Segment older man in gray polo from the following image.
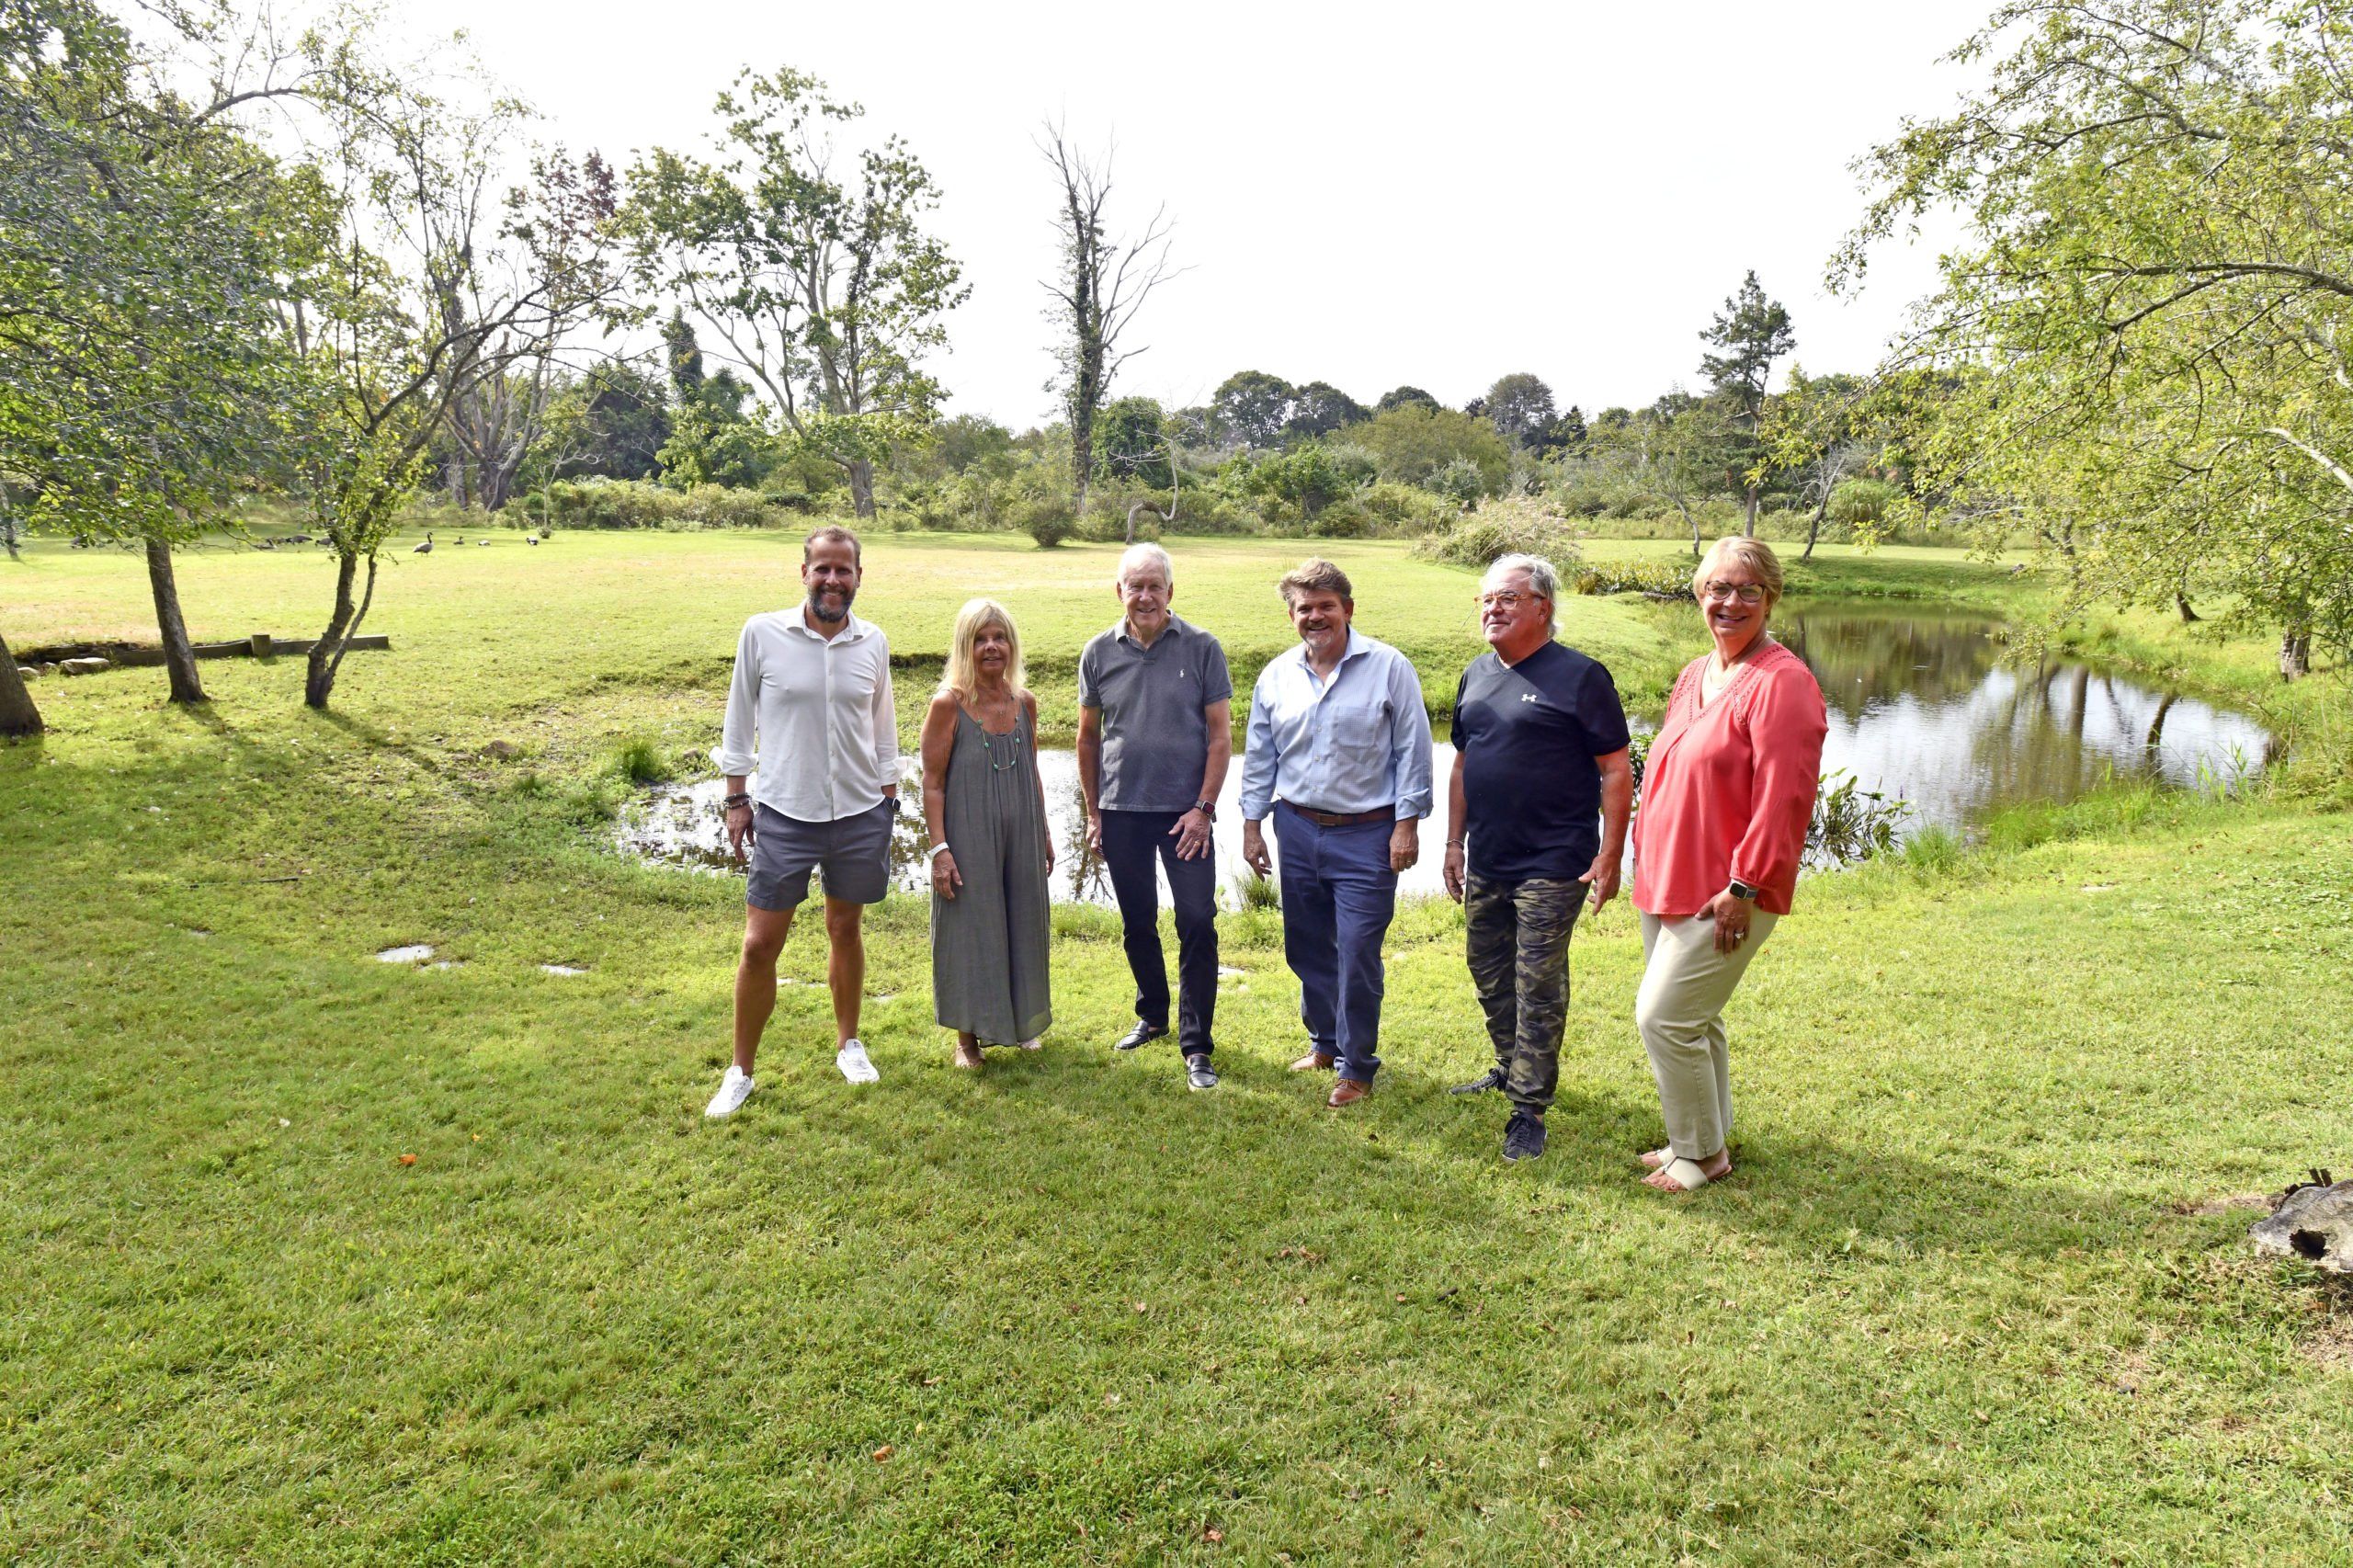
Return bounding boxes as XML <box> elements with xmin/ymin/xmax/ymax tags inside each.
<box><xmin>1079</xmin><ymin>542</ymin><xmax>1233</xmax><ymax>1091</ymax></box>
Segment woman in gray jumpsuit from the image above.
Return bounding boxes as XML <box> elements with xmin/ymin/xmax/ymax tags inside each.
<box><xmin>919</xmin><ymin>598</ymin><xmax>1054</xmax><ymax>1070</ymax></box>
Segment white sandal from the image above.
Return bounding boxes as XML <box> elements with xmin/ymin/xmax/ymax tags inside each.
<box><xmin>1653</xmin><ymin>1156</ymin><xmax>1715</xmax><ymax>1192</ymax></box>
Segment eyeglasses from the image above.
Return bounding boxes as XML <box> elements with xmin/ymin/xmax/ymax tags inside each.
<box><xmin>1700</xmin><ymin>581</ymin><xmax>1768</xmax><ymax>605</ymax></box>
<box><xmin>1478</xmin><ymin>591</ymin><xmax>1544</xmax><ymax>611</ymax></box>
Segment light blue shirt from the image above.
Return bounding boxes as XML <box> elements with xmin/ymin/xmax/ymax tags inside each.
<box><xmin>1239</xmin><ymin>627</ymin><xmax>1435</xmax><ymax>821</ymax></box>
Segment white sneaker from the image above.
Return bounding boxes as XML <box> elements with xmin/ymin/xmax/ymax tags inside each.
<box><xmin>704</xmin><ymin>1065</ymin><xmax>754</xmax><ymax>1118</ymax></box>
<box><xmin>836</xmin><ymin>1040</ymin><xmax>880</xmax><ymax>1085</ymax></box>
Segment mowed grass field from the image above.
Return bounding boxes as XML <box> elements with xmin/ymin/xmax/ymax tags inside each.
<box><xmin>4</xmin><ymin>528</ymin><xmax>2350</xmax><ymax>1565</ymax></box>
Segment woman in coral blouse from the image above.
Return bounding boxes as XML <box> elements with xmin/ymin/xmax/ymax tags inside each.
<box><xmin>1629</xmin><ymin>537</ymin><xmax>1826</xmax><ymax>1194</ymax></box>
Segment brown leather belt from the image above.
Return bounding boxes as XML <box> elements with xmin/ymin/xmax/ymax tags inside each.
<box><xmin>1281</xmin><ymin>801</ymin><xmax>1395</xmax><ymax>828</ymax></box>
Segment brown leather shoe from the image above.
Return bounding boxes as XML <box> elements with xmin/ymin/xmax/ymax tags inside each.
<box><xmin>1325</xmin><ymin>1078</ymin><xmax>1371</xmax><ymax>1108</ymax></box>
<box><xmin>1289</xmin><ymin>1051</ymin><xmax>1335</xmax><ymax>1073</ymax></box>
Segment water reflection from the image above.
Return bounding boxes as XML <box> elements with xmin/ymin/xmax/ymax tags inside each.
<box><xmin>1775</xmin><ymin>605</ymin><xmax>2274</xmax><ymax>833</ymax></box>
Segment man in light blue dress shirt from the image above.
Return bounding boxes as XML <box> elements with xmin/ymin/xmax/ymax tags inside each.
<box><xmin>1239</xmin><ymin>558</ymin><xmax>1435</xmax><ymax>1107</ymax></box>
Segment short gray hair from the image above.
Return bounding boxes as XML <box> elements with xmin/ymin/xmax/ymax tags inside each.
<box><xmin>1483</xmin><ymin>552</ymin><xmax>1559</xmax><ymax>631</ymax></box>
<box><xmin>1117</xmin><ymin>542</ymin><xmax>1174</xmax><ymax>591</ymax></box>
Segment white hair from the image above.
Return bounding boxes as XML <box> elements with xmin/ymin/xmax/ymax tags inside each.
<box><xmin>1116</xmin><ymin>542</ymin><xmax>1174</xmax><ymax>591</ymax></box>
<box><xmin>1483</xmin><ymin>552</ymin><xmax>1560</xmax><ymax>631</ymax></box>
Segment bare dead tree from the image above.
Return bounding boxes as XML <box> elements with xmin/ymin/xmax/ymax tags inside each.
<box><xmin>1040</xmin><ymin>127</ymin><xmax>1176</xmax><ymax>528</ymax></box>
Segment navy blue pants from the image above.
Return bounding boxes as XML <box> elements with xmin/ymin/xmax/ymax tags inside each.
<box><xmin>1271</xmin><ymin>803</ymin><xmax>1399</xmax><ymax>1085</ymax></box>
<box><xmin>1098</xmin><ymin>809</ymin><xmax>1220</xmax><ymax>1056</ymax></box>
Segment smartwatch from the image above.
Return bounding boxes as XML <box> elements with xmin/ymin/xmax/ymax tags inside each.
<box><xmin>1194</xmin><ymin>800</ymin><xmax>1217</xmax><ymax>820</ymax></box>
<box><xmin>1728</xmin><ymin>878</ymin><xmax>1761</xmax><ymax>902</ymax></box>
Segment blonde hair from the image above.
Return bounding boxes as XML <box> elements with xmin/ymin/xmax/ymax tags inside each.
<box><xmin>938</xmin><ymin>597</ymin><xmax>1027</xmax><ymax>700</ymax></box>
<box><xmin>1691</xmin><ymin>536</ymin><xmax>1785</xmax><ymax>609</ymax></box>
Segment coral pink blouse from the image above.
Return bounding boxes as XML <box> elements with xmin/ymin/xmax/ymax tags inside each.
<box><xmin>1631</xmin><ymin>638</ymin><xmax>1827</xmax><ymax>917</ymax></box>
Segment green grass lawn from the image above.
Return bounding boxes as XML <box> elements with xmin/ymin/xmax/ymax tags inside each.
<box><xmin>5</xmin><ymin>531</ymin><xmax>2351</xmax><ymax>1564</ymax></box>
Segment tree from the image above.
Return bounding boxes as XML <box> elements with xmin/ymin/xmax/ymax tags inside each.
<box><xmin>284</xmin><ymin>27</ymin><xmax>627</xmax><ymax>710</ymax></box>
<box><xmin>1284</xmin><ymin>381</ymin><xmax>1369</xmax><ymax>441</ymax></box>
<box><xmin>1592</xmin><ymin>396</ymin><xmax>1739</xmax><ymax>557</ymax></box>
<box><xmin>623</xmin><ymin>68</ymin><xmax>967</xmax><ymax>518</ymax></box>
<box><xmin>1482</xmin><ymin>372</ymin><xmax>1558</xmax><ymax>448</ymax></box>
<box><xmin>1350</xmin><ymin>403</ymin><xmax>1512</xmax><ymax>495</ymax></box>
<box><xmin>1699</xmin><ymin>270</ymin><xmax>1795</xmax><ymax>536</ymax></box>
<box><xmin>1211</xmin><ymin>370</ymin><xmax>1293</xmax><ymax>449</ymax></box>
<box><xmin>438</xmin><ymin>147</ymin><xmax>620</xmax><ymax>512</ymax></box>
<box><xmin>0</xmin><ymin>0</ymin><xmax>328</xmax><ymax>707</ymax></box>
<box><xmin>1095</xmin><ymin>396</ymin><xmax>1171</xmax><ymax>489</ymax></box>
<box><xmin>1837</xmin><ymin>0</ymin><xmax>2353</xmax><ymax>671</ymax></box>
<box><xmin>1763</xmin><ymin>369</ymin><xmax>1878</xmax><ymax>559</ymax></box>
<box><xmin>1376</xmin><ymin>385</ymin><xmax>1440</xmax><ymax>414</ymax></box>
<box><xmin>1039</xmin><ymin>127</ymin><xmax>1175</xmax><ymax>532</ymax></box>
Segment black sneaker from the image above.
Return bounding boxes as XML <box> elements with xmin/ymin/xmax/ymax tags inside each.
<box><xmin>1449</xmin><ymin>1067</ymin><xmax>1506</xmax><ymax>1096</ymax></box>
<box><xmin>1114</xmin><ymin>1021</ymin><xmax>1168</xmax><ymax>1051</ymax></box>
<box><xmin>1185</xmin><ymin>1053</ymin><xmax>1219</xmax><ymax>1090</ymax></box>
<box><xmin>1502</xmin><ymin>1109</ymin><xmax>1547</xmax><ymax>1162</ymax></box>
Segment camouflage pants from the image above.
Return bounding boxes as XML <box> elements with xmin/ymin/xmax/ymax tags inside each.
<box><xmin>1463</xmin><ymin>873</ymin><xmax>1585</xmax><ymax>1112</ymax></box>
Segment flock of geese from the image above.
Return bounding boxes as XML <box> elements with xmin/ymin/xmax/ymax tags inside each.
<box><xmin>411</xmin><ymin>531</ymin><xmax>540</xmax><ymax>553</ymax></box>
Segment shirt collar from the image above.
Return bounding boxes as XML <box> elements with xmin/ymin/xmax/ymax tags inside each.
<box><xmin>784</xmin><ymin>610</ymin><xmax>871</xmax><ymax>643</ymax></box>
<box><xmin>1114</xmin><ymin>612</ymin><xmax>1185</xmax><ymax>649</ymax></box>
<box><xmin>1286</xmin><ymin>624</ymin><xmax>1370</xmax><ymax>671</ymax></box>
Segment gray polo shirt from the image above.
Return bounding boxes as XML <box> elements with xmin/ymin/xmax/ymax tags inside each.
<box><xmin>1078</xmin><ymin>613</ymin><xmax>1234</xmax><ymax>812</ymax></box>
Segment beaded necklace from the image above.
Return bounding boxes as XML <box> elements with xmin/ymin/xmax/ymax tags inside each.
<box><xmin>968</xmin><ymin>702</ymin><xmax>1024</xmax><ymax>772</ymax></box>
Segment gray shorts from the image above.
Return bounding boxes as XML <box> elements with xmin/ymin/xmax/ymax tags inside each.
<box><xmin>747</xmin><ymin>799</ymin><xmax>894</xmax><ymax>910</ymax></box>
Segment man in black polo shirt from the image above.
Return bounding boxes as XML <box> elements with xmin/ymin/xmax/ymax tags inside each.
<box><xmin>1078</xmin><ymin>543</ymin><xmax>1234</xmax><ymax>1090</ymax></box>
<box><xmin>1441</xmin><ymin>552</ymin><xmax>1634</xmax><ymax>1161</ymax></box>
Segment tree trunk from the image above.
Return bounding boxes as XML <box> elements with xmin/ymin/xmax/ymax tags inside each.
<box><xmin>2279</xmin><ymin>628</ymin><xmax>2312</xmax><ymax>680</ymax></box>
<box><xmin>305</xmin><ymin>549</ymin><xmax>379</xmax><ymax>710</ymax></box>
<box><xmin>1073</xmin><ymin>417</ymin><xmax>1094</xmax><ymax>519</ymax></box>
<box><xmin>1677</xmin><ymin>499</ymin><xmax>1701</xmax><ymax>559</ymax></box>
<box><xmin>847</xmin><ymin>460</ymin><xmax>876</xmax><ymax>519</ymax></box>
<box><xmin>2176</xmin><ymin>594</ymin><xmax>2201</xmax><ymax>623</ymax></box>
<box><xmin>144</xmin><ymin>537</ymin><xmax>207</xmax><ymax>705</ymax></box>
<box><xmin>0</xmin><ymin>631</ymin><xmax>41</xmax><ymax>736</ymax></box>
<box><xmin>1744</xmin><ymin>483</ymin><xmax>1759</xmax><ymax>538</ymax></box>
<box><xmin>1803</xmin><ymin>494</ymin><xmax>1827</xmax><ymax>560</ymax></box>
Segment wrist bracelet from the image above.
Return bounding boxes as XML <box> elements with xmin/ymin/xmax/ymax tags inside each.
<box><xmin>926</xmin><ymin>842</ymin><xmax>952</xmax><ymax>863</ymax></box>
<box><xmin>722</xmin><ymin>793</ymin><xmax>752</xmax><ymax>810</ymax></box>
<box><xmin>1445</xmin><ymin>838</ymin><xmax>1463</xmax><ymax>846</ymax></box>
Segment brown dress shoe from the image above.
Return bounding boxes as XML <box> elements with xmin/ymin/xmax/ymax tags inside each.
<box><xmin>1289</xmin><ymin>1051</ymin><xmax>1336</xmax><ymax>1073</ymax></box>
<box><xmin>1325</xmin><ymin>1078</ymin><xmax>1371</xmax><ymax>1108</ymax></box>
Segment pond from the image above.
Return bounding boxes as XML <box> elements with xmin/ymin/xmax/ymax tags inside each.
<box><xmin>614</xmin><ymin>604</ymin><xmax>2273</xmax><ymax>905</ymax></box>
<box><xmin>1780</xmin><ymin>602</ymin><xmax>2273</xmax><ymax>835</ymax></box>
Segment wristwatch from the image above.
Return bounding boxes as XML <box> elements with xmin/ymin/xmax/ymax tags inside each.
<box><xmin>1728</xmin><ymin>878</ymin><xmax>1761</xmax><ymax>901</ymax></box>
<box><xmin>1194</xmin><ymin>800</ymin><xmax>1216</xmax><ymax>820</ymax></box>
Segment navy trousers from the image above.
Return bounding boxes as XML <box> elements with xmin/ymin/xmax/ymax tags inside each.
<box><xmin>1097</xmin><ymin>809</ymin><xmax>1220</xmax><ymax>1055</ymax></box>
<box><xmin>1270</xmin><ymin>802</ymin><xmax>1399</xmax><ymax>1085</ymax></box>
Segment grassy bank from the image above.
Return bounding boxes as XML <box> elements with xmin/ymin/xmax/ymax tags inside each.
<box><xmin>5</xmin><ymin>534</ymin><xmax>2350</xmax><ymax>1564</ymax></box>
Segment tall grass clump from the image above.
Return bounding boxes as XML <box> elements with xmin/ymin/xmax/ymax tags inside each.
<box><xmin>1413</xmin><ymin>494</ymin><xmax>1582</xmax><ymax>570</ymax></box>
<box><xmin>613</xmin><ymin>735</ymin><xmax>674</xmax><ymax>785</ymax></box>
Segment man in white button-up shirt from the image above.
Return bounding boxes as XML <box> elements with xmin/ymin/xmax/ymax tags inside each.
<box><xmin>703</xmin><ymin>527</ymin><xmax>901</xmax><ymax>1116</ymax></box>
<box><xmin>1239</xmin><ymin>557</ymin><xmax>1434</xmax><ymax>1108</ymax></box>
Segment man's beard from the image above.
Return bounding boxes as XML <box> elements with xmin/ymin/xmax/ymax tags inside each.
<box><xmin>807</xmin><ymin>584</ymin><xmax>856</xmax><ymax>624</ymax></box>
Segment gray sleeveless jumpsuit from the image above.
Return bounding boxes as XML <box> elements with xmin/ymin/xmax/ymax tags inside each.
<box><xmin>930</xmin><ymin>704</ymin><xmax>1053</xmax><ymax>1043</ymax></box>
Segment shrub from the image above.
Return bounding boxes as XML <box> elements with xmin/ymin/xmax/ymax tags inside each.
<box><xmin>1310</xmin><ymin>499</ymin><xmax>1370</xmax><ymax>539</ymax></box>
<box><xmin>1356</xmin><ymin>482</ymin><xmax>1456</xmax><ymax>536</ymax></box>
<box><xmin>1573</xmin><ymin>560</ymin><xmax>1696</xmax><ymax>598</ymax></box>
<box><xmin>1018</xmin><ymin>494</ymin><xmax>1075</xmax><ymax>548</ymax></box>
<box><xmin>1829</xmin><ymin>478</ymin><xmax>1899</xmax><ymax>534</ymax></box>
<box><xmin>1413</xmin><ymin>495</ymin><xmax>1583</xmax><ymax>569</ymax></box>
<box><xmin>1427</xmin><ymin>458</ymin><xmax>1486</xmax><ymax>507</ymax></box>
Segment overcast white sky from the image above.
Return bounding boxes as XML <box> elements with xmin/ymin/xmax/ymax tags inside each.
<box><xmin>385</xmin><ymin>0</ymin><xmax>1990</xmax><ymax>427</ymax></box>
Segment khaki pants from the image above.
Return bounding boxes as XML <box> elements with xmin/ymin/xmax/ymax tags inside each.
<box><xmin>1636</xmin><ymin>910</ymin><xmax>1779</xmax><ymax>1161</ymax></box>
